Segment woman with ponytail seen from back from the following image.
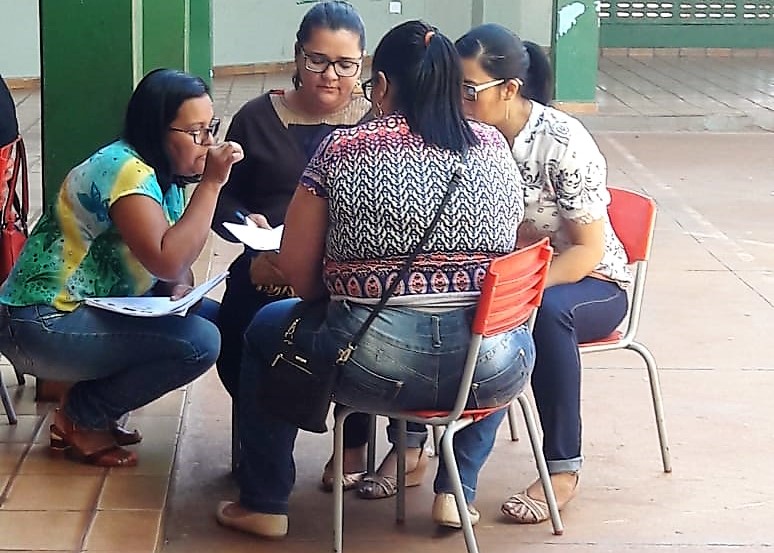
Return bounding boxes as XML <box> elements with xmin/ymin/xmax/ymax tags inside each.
<box><xmin>456</xmin><ymin>24</ymin><xmax>632</xmax><ymax>525</ymax></box>
<box><xmin>217</xmin><ymin>20</ymin><xmax>533</xmax><ymax>538</ymax></box>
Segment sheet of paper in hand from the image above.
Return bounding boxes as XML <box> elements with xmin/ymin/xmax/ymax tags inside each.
<box><xmin>223</xmin><ymin>222</ymin><xmax>284</xmax><ymax>251</ymax></box>
<box><xmin>84</xmin><ymin>272</ymin><xmax>228</xmax><ymax>317</ymax></box>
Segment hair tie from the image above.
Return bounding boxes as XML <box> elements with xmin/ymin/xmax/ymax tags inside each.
<box><xmin>424</xmin><ymin>30</ymin><xmax>435</xmax><ymax>47</ymax></box>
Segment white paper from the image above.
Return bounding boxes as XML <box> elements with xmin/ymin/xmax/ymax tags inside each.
<box><xmin>223</xmin><ymin>222</ymin><xmax>284</xmax><ymax>251</ymax></box>
<box><xmin>84</xmin><ymin>272</ymin><xmax>228</xmax><ymax>317</ymax></box>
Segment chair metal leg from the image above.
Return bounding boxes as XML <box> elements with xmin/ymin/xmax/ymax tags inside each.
<box><xmin>333</xmin><ymin>407</ymin><xmax>354</xmax><ymax>553</ymax></box>
<box><xmin>440</xmin><ymin>418</ymin><xmax>479</xmax><ymax>553</ymax></box>
<box><xmin>230</xmin><ymin>402</ymin><xmax>240</xmax><ymax>474</ymax></box>
<box><xmin>517</xmin><ymin>394</ymin><xmax>563</xmax><ymax>535</ymax></box>
<box><xmin>628</xmin><ymin>341</ymin><xmax>672</xmax><ymax>473</ymax></box>
<box><xmin>429</xmin><ymin>425</ymin><xmax>442</xmax><ymax>457</ymax></box>
<box><xmin>507</xmin><ymin>401</ymin><xmax>519</xmax><ymax>441</ymax></box>
<box><xmin>0</xmin><ymin>372</ymin><xmax>17</xmax><ymax>425</ymax></box>
<box><xmin>367</xmin><ymin>414</ymin><xmax>377</xmax><ymax>474</ymax></box>
<box><xmin>395</xmin><ymin>418</ymin><xmax>407</xmax><ymax>524</ymax></box>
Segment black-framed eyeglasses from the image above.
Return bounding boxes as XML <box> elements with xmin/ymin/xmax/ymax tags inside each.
<box><xmin>361</xmin><ymin>78</ymin><xmax>374</xmax><ymax>102</ymax></box>
<box><xmin>462</xmin><ymin>79</ymin><xmax>505</xmax><ymax>102</ymax></box>
<box><xmin>169</xmin><ymin>118</ymin><xmax>221</xmax><ymax>145</ymax></box>
<box><xmin>301</xmin><ymin>47</ymin><xmax>361</xmax><ymax>78</ymax></box>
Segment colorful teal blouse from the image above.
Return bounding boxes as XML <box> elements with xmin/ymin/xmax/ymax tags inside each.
<box><xmin>0</xmin><ymin>140</ymin><xmax>184</xmax><ymax>311</ymax></box>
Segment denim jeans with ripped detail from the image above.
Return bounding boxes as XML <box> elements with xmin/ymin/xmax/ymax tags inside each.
<box><xmin>236</xmin><ymin>298</ymin><xmax>535</xmax><ymax>513</ymax></box>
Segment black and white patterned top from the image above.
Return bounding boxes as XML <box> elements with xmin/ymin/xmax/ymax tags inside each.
<box><xmin>514</xmin><ymin>101</ymin><xmax>632</xmax><ymax>286</ymax></box>
<box><xmin>301</xmin><ymin>113</ymin><xmax>525</xmax><ymax>305</ymax></box>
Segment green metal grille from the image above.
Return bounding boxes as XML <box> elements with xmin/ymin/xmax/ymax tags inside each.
<box><xmin>599</xmin><ymin>2</ymin><xmax>774</xmax><ymax>47</ymax></box>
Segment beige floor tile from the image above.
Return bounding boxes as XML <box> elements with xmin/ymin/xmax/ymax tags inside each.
<box><xmin>0</xmin><ymin>415</ymin><xmax>43</xmax><ymax>444</ymax></box>
<box><xmin>131</xmin><ymin>390</ymin><xmax>186</xmax><ymax>417</ymax></box>
<box><xmin>84</xmin><ymin>509</ymin><xmax>162</xmax><ymax>551</ymax></box>
<box><xmin>0</xmin><ymin>443</ymin><xmax>26</xmax><ymax>474</ymax></box>
<box><xmin>124</xmin><ymin>415</ymin><xmax>182</xmax><ymax>445</ymax></box>
<box><xmin>18</xmin><ymin>444</ymin><xmax>107</xmax><ymax>476</ymax></box>
<box><xmin>0</xmin><ymin>510</ymin><xmax>89</xmax><ymax>550</ymax></box>
<box><xmin>3</xmin><ymin>474</ymin><xmax>103</xmax><ymax>511</ymax></box>
<box><xmin>0</xmin><ymin>385</ymin><xmax>51</xmax><ymax>417</ymax></box>
<box><xmin>113</xmin><ymin>442</ymin><xmax>176</xmax><ymax>477</ymax></box>
<box><xmin>99</xmin><ymin>475</ymin><xmax>169</xmax><ymax>510</ymax></box>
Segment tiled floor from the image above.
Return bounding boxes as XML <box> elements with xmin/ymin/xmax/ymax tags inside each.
<box><xmin>2</xmin><ymin>53</ymin><xmax>774</xmax><ymax>552</ymax></box>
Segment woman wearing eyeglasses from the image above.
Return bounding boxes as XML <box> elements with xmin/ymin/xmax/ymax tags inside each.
<box><xmin>0</xmin><ymin>68</ymin><xmax>242</xmax><ymax>467</ymax></box>
<box><xmin>211</xmin><ymin>0</ymin><xmax>378</xmax><ymax>486</ymax></box>
<box><xmin>455</xmin><ymin>24</ymin><xmax>631</xmax><ymax>525</ymax></box>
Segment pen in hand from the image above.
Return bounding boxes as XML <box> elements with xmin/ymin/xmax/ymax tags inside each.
<box><xmin>235</xmin><ymin>211</ymin><xmax>272</xmax><ymax>229</ymax></box>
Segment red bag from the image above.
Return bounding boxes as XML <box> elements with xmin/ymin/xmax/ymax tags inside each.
<box><xmin>0</xmin><ymin>136</ymin><xmax>29</xmax><ymax>283</ymax></box>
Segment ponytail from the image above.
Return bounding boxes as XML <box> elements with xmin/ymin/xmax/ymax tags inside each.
<box><xmin>408</xmin><ymin>31</ymin><xmax>477</xmax><ymax>152</ymax></box>
<box><xmin>372</xmin><ymin>20</ymin><xmax>478</xmax><ymax>153</ymax></box>
<box><xmin>522</xmin><ymin>41</ymin><xmax>553</xmax><ymax>104</ymax></box>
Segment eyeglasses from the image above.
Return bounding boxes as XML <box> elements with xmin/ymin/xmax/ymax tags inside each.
<box><xmin>462</xmin><ymin>79</ymin><xmax>505</xmax><ymax>102</ymax></box>
<box><xmin>169</xmin><ymin>118</ymin><xmax>221</xmax><ymax>145</ymax></box>
<box><xmin>361</xmin><ymin>78</ymin><xmax>374</xmax><ymax>102</ymax></box>
<box><xmin>301</xmin><ymin>48</ymin><xmax>361</xmax><ymax>78</ymax></box>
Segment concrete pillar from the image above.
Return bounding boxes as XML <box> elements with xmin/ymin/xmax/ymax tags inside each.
<box><xmin>552</xmin><ymin>0</ymin><xmax>599</xmax><ymax>106</ymax></box>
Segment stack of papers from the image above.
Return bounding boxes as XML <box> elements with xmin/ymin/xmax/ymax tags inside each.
<box><xmin>223</xmin><ymin>222</ymin><xmax>284</xmax><ymax>251</ymax></box>
<box><xmin>84</xmin><ymin>272</ymin><xmax>228</xmax><ymax>317</ymax></box>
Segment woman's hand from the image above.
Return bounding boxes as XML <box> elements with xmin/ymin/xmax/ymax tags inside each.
<box><xmin>246</xmin><ymin>213</ymin><xmax>272</xmax><ymax>229</ymax></box>
<box><xmin>170</xmin><ymin>283</ymin><xmax>195</xmax><ymax>300</ymax></box>
<box><xmin>201</xmin><ymin>141</ymin><xmax>244</xmax><ymax>187</ymax></box>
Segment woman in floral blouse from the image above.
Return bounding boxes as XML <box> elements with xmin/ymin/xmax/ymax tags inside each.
<box><xmin>456</xmin><ymin>24</ymin><xmax>632</xmax><ymax>525</ymax></box>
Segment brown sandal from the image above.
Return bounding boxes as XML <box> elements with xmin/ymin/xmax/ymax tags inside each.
<box><xmin>111</xmin><ymin>422</ymin><xmax>142</xmax><ymax>446</ymax></box>
<box><xmin>49</xmin><ymin>409</ymin><xmax>138</xmax><ymax>467</ymax></box>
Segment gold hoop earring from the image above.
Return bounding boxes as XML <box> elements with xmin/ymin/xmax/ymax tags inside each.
<box><xmin>375</xmin><ymin>102</ymin><xmax>384</xmax><ymax>118</ymax></box>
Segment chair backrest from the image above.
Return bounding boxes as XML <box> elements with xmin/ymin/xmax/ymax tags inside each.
<box><xmin>472</xmin><ymin>237</ymin><xmax>553</xmax><ymax>337</ymax></box>
<box><xmin>608</xmin><ymin>188</ymin><xmax>657</xmax><ymax>263</ymax></box>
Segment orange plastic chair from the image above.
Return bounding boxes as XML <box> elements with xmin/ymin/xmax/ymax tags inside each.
<box><xmin>332</xmin><ymin>238</ymin><xmax>563</xmax><ymax>553</ymax></box>
<box><xmin>506</xmin><ymin>187</ymin><xmax>671</xmax><ymax>473</ymax></box>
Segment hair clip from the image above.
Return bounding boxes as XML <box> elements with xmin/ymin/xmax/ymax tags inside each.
<box><xmin>424</xmin><ymin>30</ymin><xmax>436</xmax><ymax>47</ymax></box>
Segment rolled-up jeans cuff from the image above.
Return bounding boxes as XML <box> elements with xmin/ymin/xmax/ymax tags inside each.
<box><xmin>387</xmin><ymin>425</ymin><xmax>427</xmax><ymax>449</ymax></box>
<box><xmin>547</xmin><ymin>456</ymin><xmax>582</xmax><ymax>474</ymax></box>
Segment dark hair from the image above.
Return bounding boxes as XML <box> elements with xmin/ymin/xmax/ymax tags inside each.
<box><xmin>122</xmin><ymin>68</ymin><xmax>210</xmax><ymax>190</ymax></box>
<box><xmin>456</xmin><ymin>23</ymin><xmax>553</xmax><ymax>105</ymax></box>
<box><xmin>292</xmin><ymin>1</ymin><xmax>366</xmax><ymax>90</ymax></box>
<box><xmin>371</xmin><ymin>20</ymin><xmax>477</xmax><ymax>154</ymax></box>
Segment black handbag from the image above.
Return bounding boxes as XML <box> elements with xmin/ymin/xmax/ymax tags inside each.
<box><xmin>257</xmin><ymin>160</ymin><xmax>466</xmax><ymax>433</ymax></box>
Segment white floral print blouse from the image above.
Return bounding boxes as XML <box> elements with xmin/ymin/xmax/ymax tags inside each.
<box><xmin>513</xmin><ymin>101</ymin><xmax>632</xmax><ymax>287</ymax></box>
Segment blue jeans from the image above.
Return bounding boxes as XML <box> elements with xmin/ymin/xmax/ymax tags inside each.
<box><xmin>237</xmin><ymin>299</ymin><xmax>535</xmax><ymax>513</ymax></box>
<box><xmin>0</xmin><ymin>299</ymin><xmax>220</xmax><ymax>429</ymax></box>
<box><xmin>532</xmin><ymin>277</ymin><xmax>628</xmax><ymax>474</ymax></box>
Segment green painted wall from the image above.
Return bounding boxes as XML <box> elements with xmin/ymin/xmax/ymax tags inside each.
<box><xmin>39</xmin><ymin>0</ymin><xmax>142</xmax><ymax>203</ymax></box>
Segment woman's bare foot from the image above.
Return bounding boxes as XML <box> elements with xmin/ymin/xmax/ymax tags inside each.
<box><xmin>526</xmin><ymin>472</ymin><xmax>579</xmax><ymax>506</ymax></box>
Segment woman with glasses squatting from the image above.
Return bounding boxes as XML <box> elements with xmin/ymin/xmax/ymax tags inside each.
<box><xmin>0</xmin><ymin>68</ymin><xmax>242</xmax><ymax>467</ymax></box>
<box><xmin>455</xmin><ymin>24</ymin><xmax>632</xmax><ymax>525</ymax></box>
<box><xmin>211</xmin><ymin>0</ymin><xmax>422</xmax><ymax>490</ymax></box>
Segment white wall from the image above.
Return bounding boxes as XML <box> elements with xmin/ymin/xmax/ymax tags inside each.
<box><xmin>0</xmin><ymin>0</ymin><xmax>41</xmax><ymax>79</ymax></box>
<box><xmin>1</xmin><ymin>0</ymin><xmax>552</xmax><ymax>79</ymax></box>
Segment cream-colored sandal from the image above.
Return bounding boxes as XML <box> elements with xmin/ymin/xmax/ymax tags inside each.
<box><xmin>432</xmin><ymin>493</ymin><xmax>480</xmax><ymax>529</ymax></box>
<box><xmin>215</xmin><ymin>501</ymin><xmax>288</xmax><ymax>539</ymax></box>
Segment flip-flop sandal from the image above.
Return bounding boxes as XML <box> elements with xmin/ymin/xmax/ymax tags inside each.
<box><xmin>501</xmin><ymin>491</ymin><xmax>550</xmax><ymax>524</ymax></box>
<box><xmin>357</xmin><ymin>474</ymin><xmax>399</xmax><ymax>499</ymax></box>
<box><xmin>320</xmin><ymin>470</ymin><xmax>366</xmax><ymax>492</ymax></box>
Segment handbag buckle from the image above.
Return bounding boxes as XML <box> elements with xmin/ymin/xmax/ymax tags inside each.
<box><xmin>283</xmin><ymin>317</ymin><xmax>301</xmax><ymax>344</ymax></box>
<box><xmin>336</xmin><ymin>343</ymin><xmax>356</xmax><ymax>364</ymax></box>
